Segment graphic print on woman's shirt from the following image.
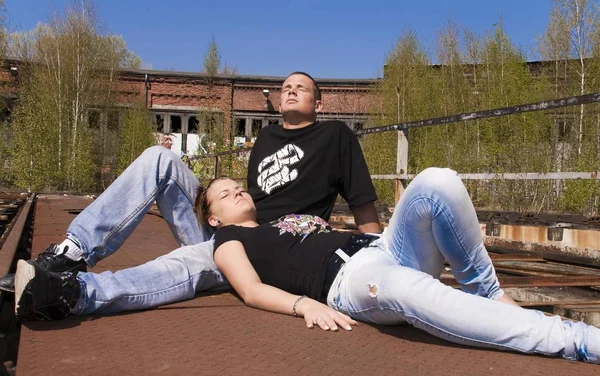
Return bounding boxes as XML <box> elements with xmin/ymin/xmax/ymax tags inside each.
<box><xmin>271</xmin><ymin>214</ymin><xmax>331</xmax><ymax>241</ymax></box>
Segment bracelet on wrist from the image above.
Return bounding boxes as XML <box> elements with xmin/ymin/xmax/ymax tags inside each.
<box><xmin>292</xmin><ymin>295</ymin><xmax>307</xmax><ymax>317</ymax></box>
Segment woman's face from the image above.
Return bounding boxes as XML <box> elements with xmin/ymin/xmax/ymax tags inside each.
<box><xmin>206</xmin><ymin>178</ymin><xmax>256</xmax><ymax>227</ymax></box>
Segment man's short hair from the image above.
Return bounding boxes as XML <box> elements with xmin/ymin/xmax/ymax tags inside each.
<box><xmin>285</xmin><ymin>71</ymin><xmax>321</xmax><ymax>101</ymax></box>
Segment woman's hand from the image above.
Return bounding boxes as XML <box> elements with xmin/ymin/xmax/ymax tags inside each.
<box><xmin>296</xmin><ymin>298</ymin><xmax>357</xmax><ymax>331</ymax></box>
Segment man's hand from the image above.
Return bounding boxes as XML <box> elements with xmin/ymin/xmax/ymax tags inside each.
<box><xmin>296</xmin><ymin>297</ymin><xmax>357</xmax><ymax>331</ymax></box>
<box><xmin>352</xmin><ymin>201</ymin><xmax>381</xmax><ymax>233</ymax></box>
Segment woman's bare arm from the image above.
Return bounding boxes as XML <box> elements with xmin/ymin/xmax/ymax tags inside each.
<box><xmin>214</xmin><ymin>240</ymin><xmax>356</xmax><ymax>331</ymax></box>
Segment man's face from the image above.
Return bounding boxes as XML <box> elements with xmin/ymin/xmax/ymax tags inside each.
<box><xmin>279</xmin><ymin>74</ymin><xmax>322</xmax><ymax>119</ymax></box>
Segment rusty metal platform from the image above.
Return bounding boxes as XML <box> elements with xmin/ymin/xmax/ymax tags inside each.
<box><xmin>15</xmin><ymin>195</ymin><xmax>600</xmax><ymax>375</ymax></box>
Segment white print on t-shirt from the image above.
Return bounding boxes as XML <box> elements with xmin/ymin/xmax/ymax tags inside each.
<box><xmin>257</xmin><ymin>144</ymin><xmax>305</xmax><ymax>194</ymax></box>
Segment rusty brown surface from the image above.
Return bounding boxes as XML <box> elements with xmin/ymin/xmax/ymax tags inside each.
<box><xmin>0</xmin><ymin>195</ymin><xmax>31</xmax><ymax>277</ymax></box>
<box><xmin>16</xmin><ymin>195</ymin><xmax>600</xmax><ymax>375</ymax></box>
<box><xmin>0</xmin><ymin>194</ymin><xmax>28</xmax><ymax>263</ymax></box>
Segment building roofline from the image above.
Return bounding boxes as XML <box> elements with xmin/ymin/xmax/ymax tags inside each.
<box><xmin>6</xmin><ymin>56</ymin><xmax>571</xmax><ymax>86</ymax></box>
<box><xmin>2</xmin><ymin>56</ymin><xmax>377</xmax><ymax>86</ymax></box>
<box><xmin>120</xmin><ymin>67</ymin><xmax>378</xmax><ymax>86</ymax></box>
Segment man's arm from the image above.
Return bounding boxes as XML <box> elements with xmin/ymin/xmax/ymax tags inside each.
<box><xmin>351</xmin><ymin>201</ymin><xmax>381</xmax><ymax>233</ymax></box>
<box><xmin>337</xmin><ymin>124</ymin><xmax>380</xmax><ymax>232</ymax></box>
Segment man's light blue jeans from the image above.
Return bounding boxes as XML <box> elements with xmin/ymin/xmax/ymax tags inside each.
<box><xmin>69</xmin><ymin>146</ymin><xmax>226</xmax><ymax>315</ymax></box>
<box><xmin>327</xmin><ymin>167</ymin><xmax>600</xmax><ymax>363</ymax></box>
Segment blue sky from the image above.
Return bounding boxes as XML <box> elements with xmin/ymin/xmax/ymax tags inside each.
<box><xmin>6</xmin><ymin>0</ymin><xmax>555</xmax><ymax>78</ymax></box>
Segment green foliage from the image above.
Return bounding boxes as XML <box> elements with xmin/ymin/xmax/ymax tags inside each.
<box><xmin>10</xmin><ymin>83</ymin><xmax>53</xmax><ymax>191</ymax></box>
<box><xmin>191</xmin><ymin>109</ymin><xmax>248</xmax><ymax>182</ymax></box>
<box><xmin>7</xmin><ymin>0</ymin><xmax>143</xmax><ymax>192</ymax></box>
<box><xmin>363</xmin><ymin>30</ymin><xmax>431</xmax><ymax>205</ymax></box>
<box><xmin>203</xmin><ymin>35</ymin><xmax>220</xmax><ymax>76</ymax></box>
<box><xmin>196</xmin><ymin>110</ymin><xmax>226</xmax><ymax>153</ymax></box>
<box><xmin>367</xmin><ymin>10</ymin><xmax>600</xmax><ymax>215</ymax></box>
<box><xmin>68</xmin><ymin>127</ymin><xmax>96</xmax><ymax>192</ymax></box>
<box><xmin>116</xmin><ymin>98</ymin><xmax>156</xmax><ymax>175</ymax></box>
<box><xmin>559</xmin><ymin>180</ymin><xmax>600</xmax><ymax>213</ymax></box>
<box><xmin>0</xmin><ymin>110</ymin><xmax>11</xmax><ymax>186</ymax></box>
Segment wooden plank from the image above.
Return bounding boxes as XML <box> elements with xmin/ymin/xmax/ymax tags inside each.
<box><xmin>494</xmin><ymin>267</ymin><xmax>557</xmax><ymax>277</ymax></box>
<box><xmin>488</xmin><ymin>253</ymin><xmax>545</xmax><ymax>262</ymax></box>
<box><xmin>499</xmin><ymin>276</ymin><xmax>600</xmax><ymax>288</ymax></box>
<box><xmin>441</xmin><ymin>275</ymin><xmax>600</xmax><ymax>288</ymax></box>
<box><xmin>519</xmin><ymin>300</ymin><xmax>600</xmax><ymax>307</ymax></box>
<box><xmin>492</xmin><ymin>260</ymin><xmax>600</xmax><ymax>276</ymax></box>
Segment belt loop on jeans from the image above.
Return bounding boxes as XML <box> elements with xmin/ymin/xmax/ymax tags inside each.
<box><xmin>322</xmin><ymin>233</ymin><xmax>378</xmax><ymax>299</ymax></box>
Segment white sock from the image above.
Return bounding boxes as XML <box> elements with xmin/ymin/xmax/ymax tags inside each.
<box><xmin>56</xmin><ymin>238</ymin><xmax>83</xmax><ymax>261</ymax></box>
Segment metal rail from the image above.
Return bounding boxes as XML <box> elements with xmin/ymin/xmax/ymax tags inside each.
<box><xmin>0</xmin><ymin>194</ymin><xmax>36</xmax><ymax>305</ymax></box>
<box><xmin>372</xmin><ymin>172</ymin><xmax>600</xmax><ymax>180</ymax></box>
<box><xmin>190</xmin><ymin>91</ymin><xmax>600</xmax><ymax>184</ymax></box>
<box><xmin>192</xmin><ymin>91</ymin><xmax>600</xmax><ymax>157</ymax></box>
<box><xmin>355</xmin><ymin>92</ymin><xmax>600</xmax><ymax>135</ymax></box>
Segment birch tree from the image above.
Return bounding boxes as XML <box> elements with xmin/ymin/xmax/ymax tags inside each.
<box><xmin>552</xmin><ymin>0</ymin><xmax>599</xmax><ymax>155</ymax></box>
<box><xmin>9</xmin><ymin>0</ymin><xmax>142</xmax><ymax>192</ymax></box>
<box><xmin>541</xmin><ymin>0</ymin><xmax>600</xmax><ymax>214</ymax></box>
<box><xmin>364</xmin><ymin>30</ymin><xmax>430</xmax><ymax>203</ymax></box>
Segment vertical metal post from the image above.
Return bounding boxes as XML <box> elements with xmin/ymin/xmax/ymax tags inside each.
<box><xmin>144</xmin><ymin>74</ymin><xmax>150</xmax><ymax>107</ymax></box>
<box><xmin>395</xmin><ymin>128</ymin><xmax>408</xmax><ymax>203</ymax></box>
<box><xmin>181</xmin><ymin>114</ymin><xmax>189</xmax><ymax>154</ymax></box>
<box><xmin>394</xmin><ymin>85</ymin><xmax>408</xmax><ymax>204</ymax></box>
<box><xmin>165</xmin><ymin>113</ymin><xmax>171</xmax><ymax>133</ymax></box>
<box><xmin>214</xmin><ymin>155</ymin><xmax>219</xmax><ymax>179</ymax></box>
<box><xmin>181</xmin><ymin>133</ymin><xmax>188</xmax><ymax>154</ymax></box>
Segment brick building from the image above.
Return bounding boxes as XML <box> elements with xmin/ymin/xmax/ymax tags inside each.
<box><xmin>0</xmin><ymin>60</ymin><xmax>378</xmax><ymax>155</ymax></box>
<box><xmin>120</xmin><ymin>68</ymin><xmax>377</xmax><ymax>153</ymax></box>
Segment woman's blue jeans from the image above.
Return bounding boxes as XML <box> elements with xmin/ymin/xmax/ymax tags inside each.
<box><xmin>70</xmin><ymin>146</ymin><xmax>226</xmax><ymax>315</ymax></box>
<box><xmin>327</xmin><ymin>167</ymin><xmax>600</xmax><ymax>363</ymax></box>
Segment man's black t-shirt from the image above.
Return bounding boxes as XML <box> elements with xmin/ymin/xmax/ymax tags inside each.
<box><xmin>214</xmin><ymin>214</ymin><xmax>352</xmax><ymax>301</ymax></box>
<box><xmin>247</xmin><ymin>120</ymin><xmax>377</xmax><ymax>224</ymax></box>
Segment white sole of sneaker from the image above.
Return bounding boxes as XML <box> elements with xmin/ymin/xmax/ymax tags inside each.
<box><xmin>14</xmin><ymin>260</ymin><xmax>36</xmax><ymax>315</ymax></box>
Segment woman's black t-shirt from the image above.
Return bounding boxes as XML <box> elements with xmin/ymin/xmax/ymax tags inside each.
<box><xmin>214</xmin><ymin>214</ymin><xmax>352</xmax><ymax>301</ymax></box>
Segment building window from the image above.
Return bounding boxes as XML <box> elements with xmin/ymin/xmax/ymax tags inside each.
<box><xmin>236</xmin><ymin>118</ymin><xmax>247</xmax><ymax>136</ymax></box>
<box><xmin>252</xmin><ymin>119</ymin><xmax>263</xmax><ymax>137</ymax></box>
<box><xmin>557</xmin><ymin>117</ymin><xmax>571</xmax><ymax>142</ymax></box>
<box><xmin>155</xmin><ymin>114</ymin><xmax>165</xmax><ymax>132</ymax></box>
<box><xmin>268</xmin><ymin>119</ymin><xmax>280</xmax><ymax>126</ymax></box>
<box><xmin>170</xmin><ymin>115</ymin><xmax>182</xmax><ymax>133</ymax></box>
<box><xmin>107</xmin><ymin>111</ymin><xmax>120</xmax><ymax>131</ymax></box>
<box><xmin>0</xmin><ymin>107</ymin><xmax>11</xmax><ymax>124</ymax></box>
<box><xmin>199</xmin><ymin>111</ymin><xmax>224</xmax><ymax>135</ymax></box>
<box><xmin>88</xmin><ymin>110</ymin><xmax>100</xmax><ymax>129</ymax></box>
<box><xmin>188</xmin><ymin>116</ymin><xmax>199</xmax><ymax>134</ymax></box>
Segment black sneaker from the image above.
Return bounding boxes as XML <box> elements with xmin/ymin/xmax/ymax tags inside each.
<box><xmin>14</xmin><ymin>260</ymin><xmax>81</xmax><ymax>321</ymax></box>
<box><xmin>0</xmin><ymin>274</ymin><xmax>14</xmax><ymax>292</ymax></box>
<box><xmin>34</xmin><ymin>244</ymin><xmax>88</xmax><ymax>273</ymax></box>
<box><xmin>0</xmin><ymin>244</ymin><xmax>87</xmax><ymax>293</ymax></box>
